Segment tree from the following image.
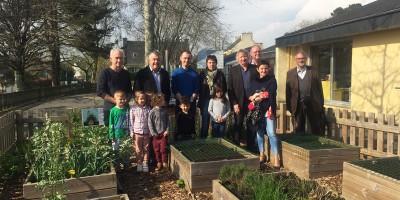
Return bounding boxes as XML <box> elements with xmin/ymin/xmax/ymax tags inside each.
<box><xmin>132</xmin><ymin>0</ymin><xmax>228</xmax><ymax>66</ymax></box>
<box><xmin>0</xmin><ymin>0</ymin><xmax>46</xmax><ymax>91</ymax></box>
<box><xmin>331</xmin><ymin>3</ymin><xmax>362</xmax><ymax>17</ymax></box>
<box><xmin>62</xmin><ymin>0</ymin><xmax>115</xmax><ymax>82</ymax></box>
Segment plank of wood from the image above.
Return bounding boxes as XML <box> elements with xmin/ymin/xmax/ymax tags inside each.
<box><xmin>350</xmin><ymin>111</ymin><xmax>356</xmax><ymax>145</ymax></box>
<box><xmin>367</xmin><ymin>113</ymin><xmax>375</xmax><ymax>151</ymax></box>
<box><xmin>343</xmin><ymin>171</ymin><xmax>398</xmax><ymax>200</ymax></box>
<box><xmin>212</xmin><ymin>180</ymin><xmax>239</xmax><ymax>200</ymax></box>
<box><xmin>190</xmin><ymin>158</ymin><xmax>259</xmax><ymax>176</ymax></box>
<box><xmin>344</xmin><ymin>162</ymin><xmax>400</xmax><ymax>191</ymax></box>
<box><xmin>377</xmin><ymin>114</ymin><xmax>385</xmax><ymax>152</ymax></box>
<box><xmin>67</xmin><ymin>188</ymin><xmax>117</xmax><ymax>200</ymax></box>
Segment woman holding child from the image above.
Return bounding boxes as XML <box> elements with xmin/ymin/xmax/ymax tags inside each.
<box><xmin>198</xmin><ymin>55</ymin><xmax>227</xmax><ymax>139</ymax></box>
<box><xmin>248</xmin><ymin>60</ymin><xmax>280</xmax><ymax>170</ymax></box>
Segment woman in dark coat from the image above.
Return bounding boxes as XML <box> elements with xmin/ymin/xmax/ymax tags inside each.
<box><xmin>248</xmin><ymin>60</ymin><xmax>279</xmax><ymax>169</ymax></box>
<box><xmin>198</xmin><ymin>55</ymin><xmax>227</xmax><ymax>139</ymax></box>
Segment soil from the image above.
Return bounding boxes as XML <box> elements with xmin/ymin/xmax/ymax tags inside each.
<box><xmin>1</xmin><ymin>162</ymin><xmax>342</xmax><ymax>200</ymax></box>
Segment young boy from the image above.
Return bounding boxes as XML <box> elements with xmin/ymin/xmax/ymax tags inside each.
<box><xmin>148</xmin><ymin>93</ymin><xmax>169</xmax><ymax>171</ymax></box>
<box><xmin>175</xmin><ymin>96</ymin><xmax>196</xmax><ymax>141</ymax></box>
<box><xmin>109</xmin><ymin>90</ymin><xmax>130</xmax><ymax>169</ymax></box>
<box><xmin>129</xmin><ymin>91</ymin><xmax>151</xmax><ymax>173</ymax></box>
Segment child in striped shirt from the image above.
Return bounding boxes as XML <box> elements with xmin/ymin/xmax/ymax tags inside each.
<box><xmin>129</xmin><ymin>91</ymin><xmax>151</xmax><ymax>173</ymax></box>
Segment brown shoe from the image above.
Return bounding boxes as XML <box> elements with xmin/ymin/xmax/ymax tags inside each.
<box><xmin>155</xmin><ymin>163</ymin><xmax>162</xmax><ymax>171</ymax></box>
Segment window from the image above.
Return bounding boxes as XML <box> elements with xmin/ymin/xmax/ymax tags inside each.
<box><xmin>311</xmin><ymin>41</ymin><xmax>352</xmax><ymax>103</ymax></box>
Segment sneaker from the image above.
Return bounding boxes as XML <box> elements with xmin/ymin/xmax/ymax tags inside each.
<box><xmin>143</xmin><ymin>163</ymin><xmax>149</xmax><ymax>173</ymax></box>
<box><xmin>137</xmin><ymin>164</ymin><xmax>143</xmax><ymax>172</ymax></box>
<box><xmin>155</xmin><ymin>163</ymin><xmax>162</xmax><ymax>171</ymax></box>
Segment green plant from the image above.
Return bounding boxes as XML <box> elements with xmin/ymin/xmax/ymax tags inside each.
<box><xmin>31</xmin><ymin>117</ymin><xmax>67</xmax><ymax>199</ymax></box>
<box><xmin>0</xmin><ymin>141</ymin><xmax>32</xmax><ymax>181</ymax></box>
<box><xmin>218</xmin><ymin>164</ymin><xmax>338</xmax><ymax>200</ymax></box>
<box><xmin>176</xmin><ymin>179</ymin><xmax>185</xmax><ymax>188</ymax></box>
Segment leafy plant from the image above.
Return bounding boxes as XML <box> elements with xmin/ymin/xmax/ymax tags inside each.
<box><xmin>176</xmin><ymin>179</ymin><xmax>185</xmax><ymax>188</ymax></box>
<box><xmin>218</xmin><ymin>164</ymin><xmax>338</xmax><ymax>200</ymax></box>
<box><xmin>0</xmin><ymin>141</ymin><xmax>32</xmax><ymax>181</ymax></box>
<box><xmin>31</xmin><ymin>117</ymin><xmax>67</xmax><ymax>199</ymax></box>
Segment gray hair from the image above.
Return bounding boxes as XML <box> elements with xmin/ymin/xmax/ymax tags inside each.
<box><xmin>236</xmin><ymin>49</ymin><xmax>249</xmax><ymax>61</ymax></box>
<box><xmin>294</xmin><ymin>51</ymin><xmax>307</xmax><ymax>59</ymax></box>
<box><xmin>148</xmin><ymin>50</ymin><xmax>163</xmax><ymax>60</ymax></box>
<box><xmin>110</xmin><ymin>48</ymin><xmax>124</xmax><ymax>57</ymax></box>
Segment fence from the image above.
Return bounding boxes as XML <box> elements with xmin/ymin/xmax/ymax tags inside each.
<box><xmin>0</xmin><ymin>83</ymin><xmax>96</xmax><ymax>112</ymax></box>
<box><xmin>275</xmin><ymin>102</ymin><xmax>399</xmax><ymax>158</ymax></box>
<box><xmin>1</xmin><ymin>104</ymin><xmax>399</xmax><ymax>158</ymax></box>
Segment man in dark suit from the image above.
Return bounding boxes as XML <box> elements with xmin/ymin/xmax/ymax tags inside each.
<box><xmin>133</xmin><ymin>50</ymin><xmax>171</xmax><ymax>104</ymax></box>
<box><xmin>133</xmin><ymin>50</ymin><xmax>171</xmax><ymax>166</ymax></box>
<box><xmin>228</xmin><ymin>49</ymin><xmax>258</xmax><ymax>146</ymax></box>
<box><xmin>286</xmin><ymin>51</ymin><xmax>324</xmax><ymax>135</ymax></box>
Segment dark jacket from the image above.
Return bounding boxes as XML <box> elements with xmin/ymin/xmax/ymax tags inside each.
<box><xmin>133</xmin><ymin>66</ymin><xmax>171</xmax><ymax>104</ymax></box>
<box><xmin>227</xmin><ymin>64</ymin><xmax>258</xmax><ymax>110</ymax></box>
<box><xmin>197</xmin><ymin>69</ymin><xmax>226</xmax><ymax>109</ymax></box>
<box><xmin>285</xmin><ymin>66</ymin><xmax>324</xmax><ymax>114</ymax></box>
<box><xmin>249</xmin><ymin>74</ymin><xmax>277</xmax><ymax>118</ymax></box>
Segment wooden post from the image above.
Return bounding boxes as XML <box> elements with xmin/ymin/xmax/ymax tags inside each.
<box><xmin>341</xmin><ymin>110</ymin><xmax>349</xmax><ymax>144</ymax></box>
<box><xmin>387</xmin><ymin>115</ymin><xmax>395</xmax><ymax>154</ymax></box>
<box><xmin>349</xmin><ymin>110</ymin><xmax>356</xmax><ymax>145</ymax></box>
<box><xmin>279</xmin><ymin>103</ymin><xmax>287</xmax><ymax>134</ymax></box>
<box><xmin>15</xmin><ymin>110</ymin><xmax>24</xmax><ymax>141</ymax></box>
<box><xmin>367</xmin><ymin>113</ymin><xmax>375</xmax><ymax>158</ymax></box>
<box><xmin>358</xmin><ymin>112</ymin><xmax>365</xmax><ymax>148</ymax></box>
<box><xmin>377</xmin><ymin>114</ymin><xmax>384</xmax><ymax>152</ymax></box>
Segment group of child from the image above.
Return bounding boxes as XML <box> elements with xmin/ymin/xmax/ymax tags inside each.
<box><xmin>108</xmin><ymin>82</ymin><xmax>231</xmax><ymax>173</ymax></box>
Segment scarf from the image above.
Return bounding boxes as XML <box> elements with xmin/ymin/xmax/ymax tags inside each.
<box><xmin>206</xmin><ymin>70</ymin><xmax>217</xmax><ymax>96</ymax></box>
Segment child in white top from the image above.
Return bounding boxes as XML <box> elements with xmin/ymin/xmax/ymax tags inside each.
<box><xmin>208</xmin><ymin>83</ymin><xmax>230</xmax><ymax>138</ymax></box>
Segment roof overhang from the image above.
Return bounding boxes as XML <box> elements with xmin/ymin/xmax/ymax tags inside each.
<box><xmin>276</xmin><ymin>9</ymin><xmax>400</xmax><ymax>47</ymax></box>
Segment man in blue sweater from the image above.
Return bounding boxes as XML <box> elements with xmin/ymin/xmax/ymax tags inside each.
<box><xmin>171</xmin><ymin>50</ymin><xmax>200</xmax><ymax>116</ymax></box>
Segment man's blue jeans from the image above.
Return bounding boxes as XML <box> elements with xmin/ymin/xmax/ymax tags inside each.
<box><xmin>255</xmin><ymin>118</ymin><xmax>279</xmax><ymax>155</ymax></box>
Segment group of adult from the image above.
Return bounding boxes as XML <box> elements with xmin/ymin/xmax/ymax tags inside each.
<box><xmin>97</xmin><ymin>46</ymin><xmax>324</xmax><ymax>169</ymax></box>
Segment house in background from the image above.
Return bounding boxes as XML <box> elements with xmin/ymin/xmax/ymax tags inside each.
<box><xmin>223</xmin><ymin>32</ymin><xmax>263</xmax><ymax>75</ymax></box>
<box><xmin>122</xmin><ymin>38</ymin><xmax>145</xmax><ymax>74</ymax></box>
<box><xmin>274</xmin><ymin>0</ymin><xmax>400</xmax><ymax>116</ymax></box>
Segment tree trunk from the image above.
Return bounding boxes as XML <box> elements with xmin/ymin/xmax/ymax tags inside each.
<box><xmin>49</xmin><ymin>0</ymin><xmax>61</xmax><ymax>86</ymax></box>
<box><xmin>14</xmin><ymin>70</ymin><xmax>25</xmax><ymax>92</ymax></box>
<box><xmin>143</xmin><ymin>0</ymin><xmax>156</xmax><ymax>57</ymax></box>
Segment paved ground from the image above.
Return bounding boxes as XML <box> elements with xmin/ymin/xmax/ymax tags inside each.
<box><xmin>27</xmin><ymin>93</ymin><xmax>104</xmax><ymax>110</ymax></box>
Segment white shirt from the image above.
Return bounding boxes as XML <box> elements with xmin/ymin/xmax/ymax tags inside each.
<box><xmin>297</xmin><ymin>66</ymin><xmax>307</xmax><ymax>79</ymax></box>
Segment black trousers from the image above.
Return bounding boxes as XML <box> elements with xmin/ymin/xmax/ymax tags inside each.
<box><xmin>293</xmin><ymin>100</ymin><xmax>322</xmax><ymax>135</ymax></box>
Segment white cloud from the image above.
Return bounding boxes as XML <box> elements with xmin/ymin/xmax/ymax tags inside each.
<box><xmin>220</xmin><ymin>0</ymin><xmax>376</xmax><ymax>48</ymax></box>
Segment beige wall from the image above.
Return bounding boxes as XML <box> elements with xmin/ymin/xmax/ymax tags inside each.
<box><xmin>351</xmin><ymin>28</ymin><xmax>400</xmax><ymax>115</ymax></box>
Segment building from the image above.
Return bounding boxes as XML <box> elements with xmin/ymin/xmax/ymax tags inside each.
<box><xmin>274</xmin><ymin>0</ymin><xmax>400</xmax><ymax>115</ymax></box>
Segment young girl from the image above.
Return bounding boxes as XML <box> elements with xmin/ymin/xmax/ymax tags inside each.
<box><xmin>129</xmin><ymin>91</ymin><xmax>151</xmax><ymax>173</ymax></box>
<box><xmin>148</xmin><ymin>93</ymin><xmax>169</xmax><ymax>171</ymax></box>
<box><xmin>208</xmin><ymin>83</ymin><xmax>230</xmax><ymax>138</ymax></box>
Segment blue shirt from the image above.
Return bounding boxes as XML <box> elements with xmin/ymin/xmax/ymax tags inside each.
<box><xmin>151</xmin><ymin>68</ymin><xmax>161</xmax><ymax>92</ymax></box>
<box><xmin>241</xmin><ymin>67</ymin><xmax>251</xmax><ymax>98</ymax></box>
<box><xmin>171</xmin><ymin>66</ymin><xmax>200</xmax><ymax>97</ymax></box>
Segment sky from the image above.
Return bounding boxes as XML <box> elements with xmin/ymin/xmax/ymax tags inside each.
<box><xmin>219</xmin><ymin>0</ymin><xmax>376</xmax><ymax>48</ymax></box>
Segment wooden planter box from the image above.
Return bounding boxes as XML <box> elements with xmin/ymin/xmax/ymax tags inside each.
<box><xmin>90</xmin><ymin>193</ymin><xmax>129</xmax><ymax>200</ymax></box>
<box><xmin>23</xmin><ymin>166</ymin><xmax>117</xmax><ymax>199</ymax></box>
<box><xmin>282</xmin><ymin>135</ymin><xmax>360</xmax><ymax>179</ymax></box>
<box><xmin>212</xmin><ymin>179</ymin><xmax>239</xmax><ymax>200</ymax></box>
<box><xmin>342</xmin><ymin>157</ymin><xmax>400</xmax><ymax>200</ymax></box>
<box><xmin>170</xmin><ymin>139</ymin><xmax>259</xmax><ymax>192</ymax></box>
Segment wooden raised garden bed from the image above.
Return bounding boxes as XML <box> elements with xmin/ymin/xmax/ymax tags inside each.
<box><xmin>23</xmin><ymin>166</ymin><xmax>117</xmax><ymax>199</ymax></box>
<box><xmin>342</xmin><ymin>157</ymin><xmax>400</xmax><ymax>200</ymax></box>
<box><xmin>282</xmin><ymin>135</ymin><xmax>360</xmax><ymax>179</ymax></box>
<box><xmin>170</xmin><ymin>138</ymin><xmax>258</xmax><ymax>192</ymax></box>
<box><xmin>212</xmin><ymin>179</ymin><xmax>239</xmax><ymax>200</ymax></box>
